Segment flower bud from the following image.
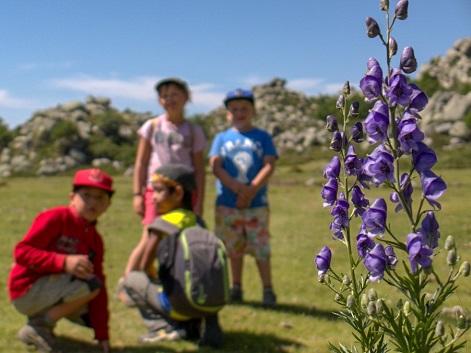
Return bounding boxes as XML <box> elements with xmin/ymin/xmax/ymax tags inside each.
<box><xmin>346</xmin><ymin>295</ymin><xmax>355</xmax><ymax>308</ymax></box>
<box><xmin>445</xmin><ymin>235</ymin><xmax>455</xmax><ymax>250</ymax></box>
<box><xmin>403</xmin><ymin>301</ymin><xmax>411</xmax><ymax>316</ymax></box>
<box><xmin>447</xmin><ymin>248</ymin><xmax>457</xmax><ymax>266</ymax></box>
<box><xmin>389</xmin><ymin>37</ymin><xmax>398</xmax><ymax>58</ymax></box>
<box><xmin>366</xmin><ymin>17</ymin><xmax>381</xmax><ymax>38</ymax></box>
<box><xmin>336</xmin><ymin>94</ymin><xmax>345</xmax><ymax>110</ymax></box>
<box><xmin>326</xmin><ymin>115</ymin><xmax>339</xmax><ymax>132</ymax></box>
<box><xmin>367</xmin><ymin>301</ymin><xmax>377</xmax><ymax>317</ymax></box>
<box><xmin>361</xmin><ymin>293</ymin><xmax>369</xmax><ymax>309</ymax></box>
<box><xmin>459</xmin><ymin>261</ymin><xmax>470</xmax><ymax>277</ymax></box>
<box><xmin>380</xmin><ymin>0</ymin><xmax>389</xmax><ymax>11</ymax></box>
<box><xmin>334</xmin><ymin>293</ymin><xmax>344</xmax><ymax>303</ymax></box>
<box><xmin>343</xmin><ymin>81</ymin><xmax>351</xmax><ymax>95</ymax></box>
<box><xmin>351</xmin><ymin>122</ymin><xmax>364</xmax><ymax>143</ymax></box>
<box><xmin>457</xmin><ymin>315</ymin><xmax>468</xmax><ymax>330</ymax></box>
<box><xmin>435</xmin><ymin>320</ymin><xmax>445</xmax><ymax>337</ymax></box>
<box><xmin>368</xmin><ymin>288</ymin><xmax>378</xmax><ymax>301</ymax></box>
<box><xmin>423</xmin><ymin>265</ymin><xmax>433</xmax><ymax>275</ymax></box>
<box><xmin>396</xmin><ymin>298</ymin><xmax>403</xmax><ymax>309</ymax></box>
<box><xmin>318</xmin><ymin>273</ymin><xmax>326</xmax><ymax>283</ymax></box>
<box><xmin>376</xmin><ymin>298</ymin><xmax>384</xmax><ymax>313</ymax></box>
<box><xmin>400</xmin><ymin>46</ymin><xmax>417</xmax><ymax>74</ymax></box>
<box><xmin>329</xmin><ymin>131</ymin><xmax>344</xmax><ymax>152</ymax></box>
<box><xmin>343</xmin><ymin>274</ymin><xmax>352</xmax><ymax>286</ymax></box>
<box><xmin>395</xmin><ymin>0</ymin><xmax>409</xmax><ymax>20</ymax></box>
<box><xmin>348</xmin><ymin>101</ymin><xmax>360</xmax><ymax>118</ymax></box>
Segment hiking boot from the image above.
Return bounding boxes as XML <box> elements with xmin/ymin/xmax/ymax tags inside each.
<box><xmin>115</xmin><ymin>276</ymin><xmax>136</xmax><ymax>307</ymax></box>
<box><xmin>200</xmin><ymin>314</ymin><xmax>223</xmax><ymax>348</ymax></box>
<box><xmin>17</xmin><ymin>324</ymin><xmax>54</xmax><ymax>353</ymax></box>
<box><xmin>230</xmin><ymin>285</ymin><xmax>243</xmax><ymax>303</ymax></box>
<box><xmin>138</xmin><ymin>326</ymin><xmax>186</xmax><ymax>343</ymax></box>
<box><xmin>262</xmin><ymin>288</ymin><xmax>277</xmax><ymax>308</ymax></box>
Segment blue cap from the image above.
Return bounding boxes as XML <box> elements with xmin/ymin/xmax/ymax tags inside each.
<box><xmin>224</xmin><ymin>88</ymin><xmax>255</xmax><ymax>107</ymax></box>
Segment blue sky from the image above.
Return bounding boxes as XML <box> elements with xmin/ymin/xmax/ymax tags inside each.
<box><xmin>1</xmin><ymin>1</ymin><xmax>470</xmax><ymax>128</ymax></box>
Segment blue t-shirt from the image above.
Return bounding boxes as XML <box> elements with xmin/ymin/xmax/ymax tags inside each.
<box><xmin>208</xmin><ymin>127</ymin><xmax>278</xmax><ymax>208</ymax></box>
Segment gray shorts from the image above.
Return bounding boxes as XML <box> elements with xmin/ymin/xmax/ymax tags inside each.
<box><xmin>12</xmin><ymin>274</ymin><xmax>91</xmax><ymax>323</ymax></box>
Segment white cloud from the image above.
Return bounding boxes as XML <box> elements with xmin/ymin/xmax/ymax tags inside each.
<box><xmin>190</xmin><ymin>83</ymin><xmax>225</xmax><ymax>111</ymax></box>
<box><xmin>288</xmin><ymin>78</ymin><xmax>324</xmax><ymax>91</ymax></box>
<box><xmin>0</xmin><ymin>90</ymin><xmax>36</xmax><ymax>108</ymax></box>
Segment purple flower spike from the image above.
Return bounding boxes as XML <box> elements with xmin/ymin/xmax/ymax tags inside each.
<box><xmin>357</xmin><ymin>225</ymin><xmax>375</xmax><ymax>258</ymax></box>
<box><xmin>351</xmin><ymin>122</ymin><xmax>365</xmax><ymax>143</ymax></box>
<box><xmin>315</xmin><ymin>246</ymin><xmax>332</xmax><ymax>275</ymax></box>
<box><xmin>324</xmin><ymin>156</ymin><xmax>341</xmax><ymax>179</ymax></box>
<box><xmin>364</xmin><ymin>243</ymin><xmax>387</xmax><ymax>282</ymax></box>
<box><xmin>386</xmin><ymin>69</ymin><xmax>412</xmax><ymax>107</ymax></box>
<box><xmin>352</xmin><ymin>185</ymin><xmax>369</xmax><ymax>217</ymax></box>
<box><xmin>395</xmin><ymin>0</ymin><xmax>409</xmax><ymax>20</ymax></box>
<box><xmin>408</xmin><ymin>83</ymin><xmax>428</xmax><ymax>112</ymax></box>
<box><xmin>420</xmin><ymin>171</ymin><xmax>447</xmax><ymax>210</ymax></box>
<box><xmin>412</xmin><ymin>142</ymin><xmax>437</xmax><ymax>173</ymax></box>
<box><xmin>407</xmin><ymin>233</ymin><xmax>434</xmax><ymax>274</ymax></box>
<box><xmin>326</xmin><ymin>115</ymin><xmax>339</xmax><ymax>132</ymax></box>
<box><xmin>361</xmin><ymin>198</ymin><xmax>387</xmax><ymax>237</ymax></box>
<box><xmin>400</xmin><ymin>46</ymin><xmax>417</xmax><ymax>74</ymax></box>
<box><xmin>366</xmin><ymin>17</ymin><xmax>381</xmax><ymax>38</ymax></box>
<box><xmin>364</xmin><ymin>101</ymin><xmax>389</xmax><ymax>144</ymax></box>
<box><xmin>397</xmin><ymin>111</ymin><xmax>424</xmax><ymax>154</ymax></box>
<box><xmin>321</xmin><ymin>178</ymin><xmax>338</xmax><ymax>208</ymax></box>
<box><xmin>417</xmin><ymin>211</ymin><xmax>441</xmax><ymax>249</ymax></box>
<box><xmin>363</xmin><ymin>146</ymin><xmax>395</xmax><ymax>186</ymax></box>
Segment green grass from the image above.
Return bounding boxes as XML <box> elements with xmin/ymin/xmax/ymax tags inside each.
<box><xmin>0</xmin><ymin>163</ymin><xmax>470</xmax><ymax>352</ymax></box>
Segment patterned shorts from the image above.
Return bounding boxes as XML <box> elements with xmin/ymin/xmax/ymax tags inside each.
<box><xmin>215</xmin><ymin>205</ymin><xmax>271</xmax><ymax>261</ymax></box>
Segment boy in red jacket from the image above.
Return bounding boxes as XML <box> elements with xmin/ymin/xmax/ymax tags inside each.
<box><xmin>8</xmin><ymin>169</ymin><xmax>114</xmax><ymax>353</ymax></box>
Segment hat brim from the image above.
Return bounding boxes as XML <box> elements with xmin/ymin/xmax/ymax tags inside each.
<box><xmin>148</xmin><ymin>217</ymin><xmax>180</xmax><ymax>235</ymax></box>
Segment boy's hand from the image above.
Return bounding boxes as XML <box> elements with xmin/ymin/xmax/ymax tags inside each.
<box><xmin>236</xmin><ymin>185</ymin><xmax>256</xmax><ymax>208</ymax></box>
<box><xmin>64</xmin><ymin>254</ymin><xmax>94</xmax><ymax>280</ymax></box>
<box><xmin>98</xmin><ymin>339</ymin><xmax>111</xmax><ymax>353</ymax></box>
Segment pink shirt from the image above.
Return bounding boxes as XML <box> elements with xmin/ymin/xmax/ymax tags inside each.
<box><xmin>139</xmin><ymin>114</ymin><xmax>207</xmax><ymax>186</ymax></box>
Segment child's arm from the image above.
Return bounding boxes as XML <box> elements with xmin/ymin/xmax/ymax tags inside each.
<box><xmin>210</xmin><ymin>155</ymin><xmax>244</xmax><ymax>193</ymax></box>
<box><xmin>139</xmin><ymin>230</ymin><xmax>161</xmax><ymax>276</ymax></box>
<box><xmin>133</xmin><ymin>137</ymin><xmax>151</xmax><ymax>215</ymax></box>
<box><xmin>191</xmin><ymin>150</ymin><xmax>206</xmax><ymax>217</ymax></box>
<box><xmin>236</xmin><ymin>155</ymin><xmax>277</xmax><ymax>208</ymax></box>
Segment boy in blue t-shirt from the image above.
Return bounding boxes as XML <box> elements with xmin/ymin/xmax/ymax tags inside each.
<box><xmin>208</xmin><ymin>89</ymin><xmax>278</xmax><ymax>307</ymax></box>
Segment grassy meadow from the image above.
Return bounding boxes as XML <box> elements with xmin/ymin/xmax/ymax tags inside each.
<box><xmin>0</xmin><ymin>161</ymin><xmax>470</xmax><ymax>352</ymax></box>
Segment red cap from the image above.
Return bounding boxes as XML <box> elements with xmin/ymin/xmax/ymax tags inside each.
<box><xmin>72</xmin><ymin>169</ymin><xmax>114</xmax><ymax>193</ymax></box>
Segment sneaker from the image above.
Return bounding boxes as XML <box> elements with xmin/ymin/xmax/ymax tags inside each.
<box><xmin>262</xmin><ymin>288</ymin><xmax>277</xmax><ymax>308</ymax></box>
<box><xmin>17</xmin><ymin>324</ymin><xmax>54</xmax><ymax>353</ymax></box>
<box><xmin>200</xmin><ymin>314</ymin><xmax>223</xmax><ymax>348</ymax></box>
<box><xmin>115</xmin><ymin>277</ymin><xmax>136</xmax><ymax>307</ymax></box>
<box><xmin>138</xmin><ymin>326</ymin><xmax>186</xmax><ymax>343</ymax></box>
<box><xmin>230</xmin><ymin>285</ymin><xmax>243</xmax><ymax>303</ymax></box>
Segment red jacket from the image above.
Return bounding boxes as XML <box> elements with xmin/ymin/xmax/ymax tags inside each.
<box><xmin>8</xmin><ymin>206</ymin><xmax>109</xmax><ymax>341</ymax></box>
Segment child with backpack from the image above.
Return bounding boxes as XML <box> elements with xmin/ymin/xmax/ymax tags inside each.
<box><xmin>118</xmin><ymin>78</ymin><xmax>208</xmax><ymax>302</ymax></box>
<box><xmin>122</xmin><ymin>163</ymin><xmax>228</xmax><ymax>348</ymax></box>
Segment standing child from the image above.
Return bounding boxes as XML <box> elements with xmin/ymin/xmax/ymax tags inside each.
<box><xmin>123</xmin><ymin>163</ymin><xmax>224</xmax><ymax>348</ymax></box>
<box><xmin>118</xmin><ymin>77</ymin><xmax>207</xmax><ymax>303</ymax></box>
<box><xmin>208</xmin><ymin>89</ymin><xmax>278</xmax><ymax>307</ymax></box>
<box><xmin>8</xmin><ymin>169</ymin><xmax>114</xmax><ymax>353</ymax></box>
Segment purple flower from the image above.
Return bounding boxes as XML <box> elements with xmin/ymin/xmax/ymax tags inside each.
<box><xmin>366</xmin><ymin>17</ymin><xmax>381</xmax><ymax>38</ymax></box>
<box><xmin>326</xmin><ymin>115</ymin><xmax>339</xmax><ymax>132</ymax></box>
<box><xmin>362</xmin><ymin>198</ymin><xmax>387</xmax><ymax>237</ymax></box>
<box><xmin>395</xmin><ymin>0</ymin><xmax>409</xmax><ymax>20</ymax></box>
<box><xmin>390</xmin><ymin>173</ymin><xmax>413</xmax><ymax>212</ymax></box>
<box><xmin>360</xmin><ymin>59</ymin><xmax>383</xmax><ymax>102</ymax></box>
<box><xmin>336</xmin><ymin>94</ymin><xmax>345</xmax><ymax>110</ymax></box>
<box><xmin>345</xmin><ymin>145</ymin><xmax>361</xmax><ymax>176</ymax></box>
<box><xmin>321</xmin><ymin>178</ymin><xmax>338</xmax><ymax>208</ymax></box>
<box><xmin>351</xmin><ymin>185</ymin><xmax>369</xmax><ymax>216</ymax></box>
<box><xmin>364</xmin><ymin>243</ymin><xmax>387</xmax><ymax>282</ymax></box>
<box><xmin>330</xmin><ymin>131</ymin><xmax>347</xmax><ymax>152</ymax></box>
<box><xmin>315</xmin><ymin>246</ymin><xmax>332</xmax><ymax>275</ymax></box>
<box><xmin>357</xmin><ymin>158</ymin><xmax>372</xmax><ymax>189</ymax></box>
<box><xmin>357</xmin><ymin>225</ymin><xmax>375</xmax><ymax>258</ymax></box>
<box><xmin>349</xmin><ymin>101</ymin><xmax>360</xmax><ymax>118</ymax></box>
<box><xmin>324</xmin><ymin>156</ymin><xmax>341</xmax><ymax>179</ymax></box>
<box><xmin>351</xmin><ymin>122</ymin><xmax>364</xmax><ymax>143</ymax></box>
<box><xmin>408</xmin><ymin>83</ymin><xmax>428</xmax><ymax>112</ymax></box>
<box><xmin>364</xmin><ymin>101</ymin><xmax>389</xmax><ymax>144</ymax></box>
<box><xmin>412</xmin><ymin>142</ymin><xmax>437</xmax><ymax>173</ymax></box>
<box><xmin>417</xmin><ymin>211</ymin><xmax>441</xmax><ymax>249</ymax></box>
<box><xmin>386</xmin><ymin>69</ymin><xmax>412</xmax><ymax>107</ymax></box>
<box><xmin>420</xmin><ymin>171</ymin><xmax>447</xmax><ymax>210</ymax></box>
<box><xmin>385</xmin><ymin>246</ymin><xmax>398</xmax><ymax>267</ymax></box>
<box><xmin>389</xmin><ymin>37</ymin><xmax>398</xmax><ymax>58</ymax></box>
<box><xmin>400</xmin><ymin>46</ymin><xmax>417</xmax><ymax>74</ymax></box>
<box><xmin>343</xmin><ymin>81</ymin><xmax>351</xmax><ymax>95</ymax></box>
<box><xmin>331</xmin><ymin>193</ymin><xmax>350</xmax><ymax>228</ymax></box>
<box><xmin>407</xmin><ymin>233</ymin><xmax>434</xmax><ymax>274</ymax></box>
<box><xmin>362</xmin><ymin>146</ymin><xmax>395</xmax><ymax>186</ymax></box>
<box><xmin>397</xmin><ymin>111</ymin><xmax>424</xmax><ymax>154</ymax></box>
<box><xmin>330</xmin><ymin>221</ymin><xmax>344</xmax><ymax>240</ymax></box>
